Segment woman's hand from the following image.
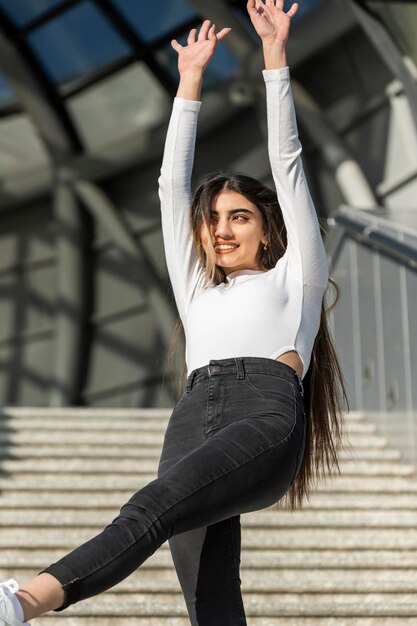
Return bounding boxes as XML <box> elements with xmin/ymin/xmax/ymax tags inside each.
<box><xmin>172</xmin><ymin>20</ymin><xmax>231</xmax><ymax>77</ymax></box>
<box><xmin>246</xmin><ymin>0</ymin><xmax>298</xmax><ymax>46</ymax></box>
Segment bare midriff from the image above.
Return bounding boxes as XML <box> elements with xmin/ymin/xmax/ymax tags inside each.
<box><xmin>275</xmin><ymin>350</ymin><xmax>303</xmax><ymax>378</ymax></box>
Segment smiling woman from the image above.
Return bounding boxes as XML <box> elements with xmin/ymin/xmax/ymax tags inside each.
<box><xmin>201</xmin><ymin>190</ymin><xmax>267</xmax><ymax>275</ymax></box>
<box><xmin>0</xmin><ymin>4</ymin><xmax>348</xmax><ymax>626</ymax></box>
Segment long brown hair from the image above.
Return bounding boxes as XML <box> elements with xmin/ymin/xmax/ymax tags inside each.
<box><xmin>165</xmin><ymin>173</ymin><xmax>349</xmax><ymax>509</ymax></box>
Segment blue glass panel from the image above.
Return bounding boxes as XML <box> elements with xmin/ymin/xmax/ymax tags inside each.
<box><xmin>286</xmin><ymin>0</ymin><xmax>326</xmax><ymax>23</ymax></box>
<box><xmin>204</xmin><ymin>42</ymin><xmax>240</xmax><ymax>89</ymax></box>
<box><xmin>159</xmin><ymin>35</ymin><xmax>239</xmax><ymax>91</ymax></box>
<box><xmin>27</xmin><ymin>1</ymin><xmax>131</xmax><ymax>85</ymax></box>
<box><xmin>0</xmin><ymin>72</ymin><xmax>16</xmax><ymax>107</ymax></box>
<box><xmin>0</xmin><ymin>0</ymin><xmax>64</xmax><ymax>27</ymax></box>
<box><xmin>110</xmin><ymin>0</ymin><xmax>198</xmax><ymax>43</ymax></box>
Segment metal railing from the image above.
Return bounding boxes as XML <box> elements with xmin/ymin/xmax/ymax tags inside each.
<box><xmin>326</xmin><ymin>204</ymin><xmax>417</xmax><ymax>466</ymax></box>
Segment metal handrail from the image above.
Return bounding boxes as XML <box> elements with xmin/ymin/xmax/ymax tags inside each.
<box><xmin>330</xmin><ymin>208</ymin><xmax>417</xmax><ymax>271</ymax></box>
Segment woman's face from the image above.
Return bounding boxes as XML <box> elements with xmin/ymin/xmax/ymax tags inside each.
<box><xmin>200</xmin><ymin>191</ymin><xmax>266</xmax><ymax>276</ymax></box>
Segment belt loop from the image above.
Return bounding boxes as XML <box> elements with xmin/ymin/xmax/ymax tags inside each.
<box><xmin>235</xmin><ymin>357</ymin><xmax>245</xmax><ymax>380</ymax></box>
<box><xmin>295</xmin><ymin>372</ymin><xmax>304</xmax><ymax>397</ymax></box>
<box><xmin>186</xmin><ymin>370</ymin><xmax>196</xmax><ymax>393</ymax></box>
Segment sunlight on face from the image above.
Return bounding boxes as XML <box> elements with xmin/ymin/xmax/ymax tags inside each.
<box><xmin>200</xmin><ymin>191</ymin><xmax>266</xmax><ymax>276</ymax></box>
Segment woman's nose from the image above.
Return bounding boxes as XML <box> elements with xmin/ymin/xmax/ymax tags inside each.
<box><xmin>214</xmin><ymin>219</ymin><xmax>233</xmax><ymax>238</ymax></box>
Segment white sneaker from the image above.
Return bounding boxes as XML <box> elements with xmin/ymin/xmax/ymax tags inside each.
<box><xmin>0</xmin><ymin>580</ymin><xmax>30</xmax><ymax>626</ymax></box>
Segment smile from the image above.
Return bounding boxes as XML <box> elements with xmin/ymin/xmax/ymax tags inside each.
<box><xmin>215</xmin><ymin>244</ymin><xmax>239</xmax><ymax>253</ymax></box>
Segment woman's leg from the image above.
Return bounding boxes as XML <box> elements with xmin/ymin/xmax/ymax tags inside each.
<box><xmin>16</xmin><ymin>574</ymin><xmax>65</xmax><ymax>621</ymax></box>
<box><xmin>15</xmin><ymin>358</ymin><xmax>305</xmax><ymax>624</ymax></box>
<box><xmin>157</xmin><ymin>387</ymin><xmax>246</xmax><ymax>626</ymax></box>
<box><xmin>168</xmin><ymin>517</ymin><xmax>246</xmax><ymax>626</ymax></box>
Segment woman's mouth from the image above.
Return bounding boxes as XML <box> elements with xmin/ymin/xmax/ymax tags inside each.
<box><xmin>215</xmin><ymin>244</ymin><xmax>239</xmax><ymax>254</ymax></box>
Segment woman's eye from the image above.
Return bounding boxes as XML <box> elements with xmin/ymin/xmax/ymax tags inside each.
<box><xmin>232</xmin><ymin>215</ymin><xmax>248</xmax><ymax>221</ymax></box>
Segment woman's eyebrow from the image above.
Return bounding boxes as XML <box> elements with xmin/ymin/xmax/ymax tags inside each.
<box><xmin>209</xmin><ymin>208</ymin><xmax>254</xmax><ymax>215</ymax></box>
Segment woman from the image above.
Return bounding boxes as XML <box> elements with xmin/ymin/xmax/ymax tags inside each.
<box><xmin>0</xmin><ymin>2</ymin><xmax>347</xmax><ymax>625</ymax></box>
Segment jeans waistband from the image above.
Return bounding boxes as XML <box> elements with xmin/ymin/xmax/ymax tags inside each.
<box><xmin>185</xmin><ymin>357</ymin><xmax>304</xmax><ymax>396</ymax></box>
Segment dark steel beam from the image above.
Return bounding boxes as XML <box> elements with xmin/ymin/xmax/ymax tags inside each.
<box><xmin>344</xmin><ymin>0</ymin><xmax>417</xmax><ymax>130</ymax></box>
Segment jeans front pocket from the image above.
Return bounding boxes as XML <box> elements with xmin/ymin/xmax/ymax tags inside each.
<box><xmin>244</xmin><ymin>372</ymin><xmax>296</xmax><ymax>402</ymax></box>
<box><xmin>241</xmin><ymin>372</ymin><xmax>298</xmax><ymax>437</ymax></box>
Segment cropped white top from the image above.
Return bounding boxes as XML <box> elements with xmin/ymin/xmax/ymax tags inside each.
<box><xmin>158</xmin><ymin>67</ymin><xmax>329</xmax><ymax>380</ymax></box>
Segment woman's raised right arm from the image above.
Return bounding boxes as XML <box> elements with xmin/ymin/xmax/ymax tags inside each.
<box><xmin>158</xmin><ymin>21</ymin><xmax>231</xmax><ymax>322</ymax></box>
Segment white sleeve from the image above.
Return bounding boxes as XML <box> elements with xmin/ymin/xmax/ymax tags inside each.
<box><xmin>158</xmin><ymin>97</ymin><xmax>206</xmax><ymax>322</ymax></box>
<box><xmin>263</xmin><ymin>67</ymin><xmax>329</xmax><ymax>288</ymax></box>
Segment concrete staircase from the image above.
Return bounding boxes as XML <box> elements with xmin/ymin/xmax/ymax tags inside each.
<box><xmin>0</xmin><ymin>407</ymin><xmax>416</xmax><ymax>625</ymax></box>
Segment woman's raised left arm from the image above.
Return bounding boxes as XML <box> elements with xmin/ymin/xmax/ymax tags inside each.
<box><xmin>247</xmin><ymin>0</ymin><xmax>329</xmax><ymax>289</ymax></box>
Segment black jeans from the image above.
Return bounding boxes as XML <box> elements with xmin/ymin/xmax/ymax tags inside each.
<box><xmin>40</xmin><ymin>357</ymin><xmax>306</xmax><ymax>626</ymax></box>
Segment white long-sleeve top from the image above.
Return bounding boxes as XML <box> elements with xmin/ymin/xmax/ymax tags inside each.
<box><xmin>158</xmin><ymin>66</ymin><xmax>329</xmax><ymax>380</ymax></box>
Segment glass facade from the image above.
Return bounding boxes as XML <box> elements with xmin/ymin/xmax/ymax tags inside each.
<box><xmin>1</xmin><ymin>0</ymin><xmax>408</xmax><ymax>177</ymax></box>
<box><xmin>0</xmin><ymin>114</ymin><xmax>49</xmax><ymax>175</ymax></box>
<box><xmin>68</xmin><ymin>62</ymin><xmax>169</xmax><ymax>149</ymax></box>
<box><xmin>0</xmin><ymin>72</ymin><xmax>15</xmax><ymax>107</ymax></box>
<box><xmin>0</xmin><ymin>0</ymin><xmax>65</xmax><ymax>27</ymax></box>
<box><xmin>27</xmin><ymin>2</ymin><xmax>131</xmax><ymax>85</ymax></box>
<box><xmin>110</xmin><ymin>0</ymin><xmax>198</xmax><ymax>43</ymax></box>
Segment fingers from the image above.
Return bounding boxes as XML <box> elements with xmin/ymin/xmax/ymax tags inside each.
<box><xmin>216</xmin><ymin>26</ymin><xmax>232</xmax><ymax>41</ymax></box>
<box><xmin>247</xmin><ymin>0</ymin><xmax>258</xmax><ymax>16</ymax></box>
<box><xmin>198</xmin><ymin>19</ymin><xmax>211</xmax><ymax>41</ymax></box>
<box><xmin>178</xmin><ymin>20</ymin><xmax>231</xmax><ymax>49</ymax></box>
<box><xmin>287</xmin><ymin>2</ymin><xmax>299</xmax><ymax>17</ymax></box>
<box><xmin>208</xmin><ymin>23</ymin><xmax>217</xmax><ymax>42</ymax></box>
<box><xmin>187</xmin><ymin>28</ymin><xmax>197</xmax><ymax>45</ymax></box>
<box><xmin>171</xmin><ymin>39</ymin><xmax>182</xmax><ymax>53</ymax></box>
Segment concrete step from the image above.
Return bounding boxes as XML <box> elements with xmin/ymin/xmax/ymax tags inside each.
<box><xmin>9</xmin><ymin>569</ymin><xmax>416</xmax><ymax>593</ymax></box>
<box><xmin>29</xmin><ymin>617</ymin><xmax>417</xmax><ymax>626</ymax></box>
<box><xmin>341</xmin><ymin>448</ymin><xmax>401</xmax><ymax>461</ymax></box>
<box><xmin>2</xmin><ymin>568</ymin><xmax>417</xmax><ymax>593</ymax></box>
<box><xmin>0</xmin><ymin>431</ymin><xmax>374</xmax><ymax>446</ymax></box>
<box><xmin>0</xmin><ymin>458</ymin><xmax>412</xmax><ymax>476</ymax></box>
<box><xmin>1</xmin><ymin>509</ymin><xmax>416</xmax><ymax>528</ymax></box>
<box><xmin>299</xmin><ymin>492</ymin><xmax>417</xmax><ymax>509</ymax></box>
<box><xmin>2</xmin><ymin>572</ymin><xmax>417</xmax><ymax>604</ymax></box>
<box><xmin>0</xmin><ymin>407</ymin><xmax>360</xmax><ymax>421</ymax></box>
<box><xmin>0</xmin><ymin>408</ymin><xmax>173</xmax><ymax>419</ymax></box>
<box><xmin>1</xmin><ymin>565</ymin><xmax>417</xmax><ymax>596</ymax></box>
<box><xmin>0</xmin><ymin>445</ymin><xmax>162</xmax><ymax>459</ymax></box>
<box><xmin>0</xmin><ymin>419</ymin><xmax>169</xmax><ymax>432</ymax></box>
<box><xmin>58</xmin><ymin>593</ymin><xmax>417</xmax><ymax>611</ymax></box>
<box><xmin>326</xmin><ymin>461</ymin><xmax>414</xmax><ymax>476</ymax></box>
<box><xmin>0</xmin><ymin>458</ymin><xmax>160</xmax><ymax>474</ymax></box>
<box><xmin>340</xmin><ymin>434</ymin><xmax>389</xmax><ymax>448</ymax></box>
<box><xmin>16</xmin><ymin>595</ymin><xmax>417</xmax><ymax>618</ymax></box>
<box><xmin>1</xmin><ymin>491</ymin><xmax>416</xmax><ymax>510</ymax></box>
<box><xmin>0</xmin><ymin>417</ymin><xmax>379</xmax><ymax>436</ymax></box>
<box><xmin>1</xmin><ymin>549</ymin><xmax>416</xmax><ymax>570</ymax></box>
<box><xmin>1</xmin><ymin>474</ymin><xmax>416</xmax><ymax>492</ymax></box>
<box><xmin>19</xmin><ymin>592</ymin><xmax>417</xmax><ymax>612</ymax></box>
<box><xmin>67</xmin><ymin>568</ymin><xmax>417</xmax><ymax>593</ymax></box>
<box><xmin>0</xmin><ymin>445</ymin><xmax>402</xmax><ymax>462</ymax></box>
<box><xmin>1</xmin><ymin>527</ymin><xmax>417</xmax><ymax>550</ymax></box>
<box><xmin>0</xmin><ymin>432</ymin><xmax>167</xmax><ymax>445</ymax></box>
